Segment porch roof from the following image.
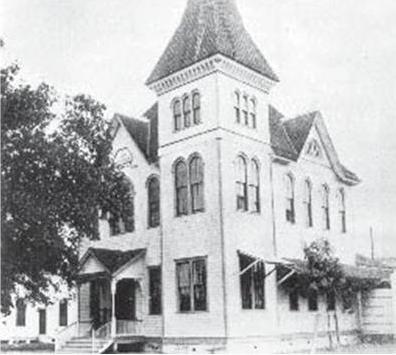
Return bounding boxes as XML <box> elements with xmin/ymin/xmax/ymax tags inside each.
<box><xmin>79</xmin><ymin>247</ymin><xmax>146</xmax><ymax>276</ymax></box>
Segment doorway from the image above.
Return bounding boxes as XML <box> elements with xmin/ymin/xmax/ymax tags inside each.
<box><xmin>115</xmin><ymin>279</ymin><xmax>136</xmax><ymax>320</ymax></box>
<box><xmin>39</xmin><ymin>309</ymin><xmax>46</xmax><ymax>334</ymax></box>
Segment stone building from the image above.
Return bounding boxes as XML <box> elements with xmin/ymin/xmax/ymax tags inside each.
<box><xmin>57</xmin><ymin>0</ymin><xmax>391</xmax><ymax>353</ymax></box>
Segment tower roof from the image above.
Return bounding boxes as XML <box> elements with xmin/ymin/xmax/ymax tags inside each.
<box><xmin>146</xmin><ymin>0</ymin><xmax>279</xmax><ymax>85</ymax></box>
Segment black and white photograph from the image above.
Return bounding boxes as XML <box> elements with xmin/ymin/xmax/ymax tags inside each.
<box><xmin>1</xmin><ymin>0</ymin><xmax>396</xmax><ymax>353</ymax></box>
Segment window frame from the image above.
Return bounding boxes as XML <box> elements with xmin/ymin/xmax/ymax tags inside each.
<box><xmin>174</xmin><ymin>159</ymin><xmax>189</xmax><ymax>216</ymax></box>
<box><xmin>236</xmin><ymin>155</ymin><xmax>248</xmax><ymax>211</ymax></box>
<box><xmin>249</xmin><ymin>159</ymin><xmax>260</xmax><ymax>213</ymax></box>
<box><xmin>189</xmin><ymin>155</ymin><xmax>205</xmax><ymax>214</ymax></box>
<box><xmin>234</xmin><ymin>91</ymin><xmax>241</xmax><ymax>123</ymax></box>
<box><xmin>192</xmin><ymin>91</ymin><xmax>201</xmax><ymax>125</ymax></box>
<box><xmin>308</xmin><ymin>289</ymin><xmax>319</xmax><ymax>311</ymax></box>
<box><xmin>183</xmin><ymin>95</ymin><xmax>191</xmax><ymax>128</ymax></box>
<box><xmin>173</xmin><ymin>99</ymin><xmax>182</xmax><ymax>131</ymax></box>
<box><xmin>149</xmin><ymin>266</ymin><xmax>162</xmax><ymax>315</ymax></box>
<box><xmin>304</xmin><ymin>179</ymin><xmax>313</xmax><ymax>228</ymax></box>
<box><xmin>147</xmin><ymin>176</ymin><xmax>160</xmax><ymax>228</ymax></box>
<box><xmin>322</xmin><ymin>184</ymin><xmax>330</xmax><ymax>230</ymax></box>
<box><xmin>250</xmin><ymin>98</ymin><xmax>257</xmax><ymax>129</ymax></box>
<box><xmin>59</xmin><ymin>298</ymin><xmax>68</xmax><ymax>327</ymax></box>
<box><xmin>285</xmin><ymin>174</ymin><xmax>296</xmax><ymax>224</ymax></box>
<box><xmin>338</xmin><ymin>188</ymin><xmax>346</xmax><ymax>233</ymax></box>
<box><xmin>16</xmin><ymin>298</ymin><xmax>26</xmax><ymax>327</ymax></box>
<box><xmin>176</xmin><ymin>257</ymin><xmax>208</xmax><ymax>313</ymax></box>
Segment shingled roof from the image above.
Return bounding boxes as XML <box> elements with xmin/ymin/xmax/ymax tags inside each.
<box><xmin>146</xmin><ymin>0</ymin><xmax>278</xmax><ymax>84</ymax></box>
<box><xmin>114</xmin><ymin>103</ymin><xmax>159</xmax><ymax>164</ymax></box>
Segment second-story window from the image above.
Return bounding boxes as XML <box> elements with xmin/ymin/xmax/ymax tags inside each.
<box><xmin>175</xmin><ymin>160</ymin><xmax>188</xmax><ymax>216</ymax></box>
<box><xmin>285</xmin><ymin>174</ymin><xmax>295</xmax><ymax>223</ymax></box>
<box><xmin>192</xmin><ymin>92</ymin><xmax>201</xmax><ymax>125</ymax></box>
<box><xmin>173</xmin><ymin>99</ymin><xmax>182</xmax><ymax>131</ymax></box>
<box><xmin>249</xmin><ymin>159</ymin><xmax>260</xmax><ymax>213</ymax></box>
<box><xmin>304</xmin><ymin>179</ymin><xmax>313</xmax><ymax>227</ymax></box>
<box><xmin>148</xmin><ymin>176</ymin><xmax>160</xmax><ymax>228</ymax></box>
<box><xmin>243</xmin><ymin>95</ymin><xmax>249</xmax><ymax>125</ymax></box>
<box><xmin>16</xmin><ymin>298</ymin><xmax>26</xmax><ymax>327</ymax></box>
<box><xmin>322</xmin><ymin>185</ymin><xmax>330</xmax><ymax>230</ymax></box>
<box><xmin>189</xmin><ymin>156</ymin><xmax>204</xmax><ymax>213</ymax></box>
<box><xmin>338</xmin><ymin>188</ymin><xmax>346</xmax><ymax>233</ymax></box>
<box><xmin>236</xmin><ymin>156</ymin><xmax>248</xmax><ymax>211</ymax></box>
<box><xmin>183</xmin><ymin>95</ymin><xmax>191</xmax><ymax>128</ymax></box>
<box><xmin>234</xmin><ymin>90</ymin><xmax>257</xmax><ymax>129</ymax></box>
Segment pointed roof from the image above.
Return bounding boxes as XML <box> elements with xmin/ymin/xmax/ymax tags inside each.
<box><xmin>146</xmin><ymin>0</ymin><xmax>278</xmax><ymax>85</ymax></box>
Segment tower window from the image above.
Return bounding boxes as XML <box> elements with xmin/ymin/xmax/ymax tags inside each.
<box><xmin>236</xmin><ymin>156</ymin><xmax>248</xmax><ymax>211</ymax></box>
<box><xmin>175</xmin><ymin>160</ymin><xmax>188</xmax><ymax>216</ymax></box>
<box><xmin>189</xmin><ymin>156</ymin><xmax>204</xmax><ymax>213</ymax></box>
<box><xmin>249</xmin><ymin>159</ymin><xmax>260</xmax><ymax>213</ymax></box>
<box><xmin>183</xmin><ymin>95</ymin><xmax>191</xmax><ymax>128</ymax></box>
<box><xmin>192</xmin><ymin>92</ymin><xmax>201</xmax><ymax>125</ymax></box>
<box><xmin>243</xmin><ymin>95</ymin><xmax>249</xmax><ymax>125</ymax></box>
<box><xmin>173</xmin><ymin>99</ymin><xmax>182</xmax><ymax>131</ymax></box>
<box><xmin>234</xmin><ymin>90</ymin><xmax>257</xmax><ymax>129</ymax></box>
<box><xmin>250</xmin><ymin>98</ymin><xmax>256</xmax><ymax>128</ymax></box>
<box><xmin>234</xmin><ymin>91</ymin><xmax>241</xmax><ymax>123</ymax></box>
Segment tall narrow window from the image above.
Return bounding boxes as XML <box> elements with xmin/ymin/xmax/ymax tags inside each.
<box><xmin>236</xmin><ymin>156</ymin><xmax>248</xmax><ymax>211</ymax></box>
<box><xmin>149</xmin><ymin>267</ymin><xmax>162</xmax><ymax>315</ymax></box>
<box><xmin>285</xmin><ymin>174</ymin><xmax>295</xmax><ymax>223</ymax></box>
<box><xmin>327</xmin><ymin>290</ymin><xmax>336</xmax><ymax>311</ymax></box>
<box><xmin>338</xmin><ymin>189</ymin><xmax>346</xmax><ymax>233</ymax></box>
<box><xmin>250</xmin><ymin>98</ymin><xmax>257</xmax><ymax>128</ymax></box>
<box><xmin>189</xmin><ymin>156</ymin><xmax>204</xmax><ymax>213</ymax></box>
<box><xmin>289</xmin><ymin>289</ymin><xmax>299</xmax><ymax>311</ymax></box>
<box><xmin>243</xmin><ymin>95</ymin><xmax>249</xmax><ymax>125</ymax></box>
<box><xmin>148</xmin><ymin>177</ymin><xmax>160</xmax><ymax>228</ymax></box>
<box><xmin>183</xmin><ymin>96</ymin><xmax>191</xmax><ymax>128</ymax></box>
<box><xmin>59</xmin><ymin>299</ymin><xmax>68</xmax><ymax>326</ymax></box>
<box><xmin>304</xmin><ymin>180</ymin><xmax>313</xmax><ymax>227</ymax></box>
<box><xmin>176</xmin><ymin>258</ymin><xmax>207</xmax><ymax>312</ymax></box>
<box><xmin>249</xmin><ymin>160</ymin><xmax>260</xmax><ymax>213</ymax></box>
<box><xmin>173</xmin><ymin>99</ymin><xmax>182</xmax><ymax>131</ymax></box>
<box><xmin>308</xmin><ymin>289</ymin><xmax>318</xmax><ymax>311</ymax></box>
<box><xmin>109</xmin><ymin>212</ymin><xmax>122</xmax><ymax>236</ymax></box>
<box><xmin>239</xmin><ymin>254</ymin><xmax>265</xmax><ymax>310</ymax></box>
<box><xmin>16</xmin><ymin>298</ymin><xmax>26</xmax><ymax>326</ymax></box>
<box><xmin>192</xmin><ymin>92</ymin><xmax>201</xmax><ymax>125</ymax></box>
<box><xmin>234</xmin><ymin>91</ymin><xmax>241</xmax><ymax>123</ymax></box>
<box><xmin>322</xmin><ymin>185</ymin><xmax>330</xmax><ymax>230</ymax></box>
<box><xmin>175</xmin><ymin>160</ymin><xmax>188</xmax><ymax>216</ymax></box>
<box><xmin>123</xmin><ymin>180</ymin><xmax>135</xmax><ymax>233</ymax></box>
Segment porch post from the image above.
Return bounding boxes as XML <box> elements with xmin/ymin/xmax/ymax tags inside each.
<box><xmin>111</xmin><ymin>279</ymin><xmax>117</xmax><ymax>337</ymax></box>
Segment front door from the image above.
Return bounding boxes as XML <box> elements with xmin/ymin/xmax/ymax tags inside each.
<box><xmin>115</xmin><ymin>279</ymin><xmax>135</xmax><ymax>320</ymax></box>
<box><xmin>39</xmin><ymin>309</ymin><xmax>46</xmax><ymax>334</ymax></box>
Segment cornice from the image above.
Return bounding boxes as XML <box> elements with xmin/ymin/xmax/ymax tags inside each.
<box><xmin>147</xmin><ymin>54</ymin><xmax>277</xmax><ymax>96</ymax></box>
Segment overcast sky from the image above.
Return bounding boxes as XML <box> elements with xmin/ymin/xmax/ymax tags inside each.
<box><xmin>2</xmin><ymin>0</ymin><xmax>396</xmax><ymax>258</ymax></box>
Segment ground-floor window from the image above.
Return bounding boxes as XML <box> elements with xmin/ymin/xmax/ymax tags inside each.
<box><xmin>239</xmin><ymin>253</ymin><xmax>265</xmax><ymax>309</ymax></box>
<box><xmin>176</xmin><ymin>257</ymin><xmax>207</xmax><ymax>312</ymax></box>
<box><xmin>59</xmin><ymin>298</ymin><xmax>68</xmax><ymax>326</ymax></box>
<box><xmin>327</xmin><ymin>291</ymin><xmax>336</xmax><ymax>311</ymax></box>
<box><xmin>308</xmin><ymin>289</ymin><xmax>318</xmax><ymax>311</ymax></box>
<box><xmin>16</xmin><ymin>298</ymin><xmax>26</xmax><ymax>326</ymax></box>
<box><xmin>289</xmin><ymin>289</ymin><xmax>299</xmax><ymax>311</ymax></box>
<box><xmin>149</xmin><ymin>267</ymin><xmax>161</xmax><ymax>315</ymax></box>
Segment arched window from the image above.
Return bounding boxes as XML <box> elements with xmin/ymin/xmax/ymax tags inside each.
<box><xmin>183</xmin><ymin>95</ymin><xmax>191</xmax><ymax>128</ymax></box>
<box><xmin>175</xmin><ymin>160</ymin><xmax>188</xmax><ymax>216</ymax></box>
<box><xmin>109</xmin><ymin>179</ymin><xmax>135</xmax><ymax>235</ymax></box>
<box><xmin>285</xmin><ymin>174</ymin><xmax>295</xmax><ymax>223</ymax></box>
<box><xmin>322</xmin><ymin>185</ymin><xmax>330</xmax><ymax>230</ymax></box>
<box><xmin>234</xmin><ymin>91</ymin><xmax>241</xmax><ymax>123</ymax></box>
<box><xmin>148</xmin><ymin>176</ymin><xmax>160</xmax><ymax>228</ymax></box>
<box><xmin>16</xmin><ymin>298</ymin><xmax>26</xmax><ymax>326</ymax></box>
<box><xmin>236</xmin><ymin>156</ymin><xmax>248</xmax><ymax>211</ymax></box>
<box><xmin>249</xmin><ymin>160</ymin><xmax>260</xmax><ymax>212</ymax></box>
<box><xmin>250</xmin><ymin>98</ymin><xmax>257</xmax><ymax>129</ymax></box>
<box><xmin>304</xmin><ymin>180</ymin><xmax>313</xmax><ymax>227</ymax></box>
<box><xmin>189</xmin><ymin>156</ymin><xmax>204</xmax><ymax>213</ymax></box>
<box><xmin>173</xmin><ymin>99</ymin><xmax>182</xmax><ymax>131</ymax></box>
<box><xmin>338</xmin><ymin>188</ymin><xmax>346</xmax><ymax>233</ymax></box>
<box><xmin>192</xmin><ymin>92</ymin><xmax>201</xmax><ymax>125</ymax></box>
<box><xmin>243</xmin><ymin>95</ymin><xmax>249</xmax><ymax>125</ymax></box>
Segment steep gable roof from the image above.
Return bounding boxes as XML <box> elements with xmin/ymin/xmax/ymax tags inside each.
<box><xmin>146</xmin><ymin>0</ymin><xmax>278</xmax><ymax>85</ymax></box>
<box><xmin>113</xmin><ymin>104</ymin><xmax>159</xmax><ymax>164</ymax></box>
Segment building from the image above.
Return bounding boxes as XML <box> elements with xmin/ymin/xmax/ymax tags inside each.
<box><xmin>56</xmin><ymin>0</ymin><xmax>392</xmax><ymax>353</ymax></box>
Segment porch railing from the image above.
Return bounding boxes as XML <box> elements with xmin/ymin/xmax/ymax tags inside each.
<box><xmin>116</xmin><ymin>319</ymin><xmax>144</xmax><ymax>336</ymax></box>
<box><xmin>92</xmin><ymin>321</ymin><xmax>112</xmax><ymax>353</ymax></box>
<box><xmin>55</xmin><ymin>321</ymin><xmax>78</xmax><ymax>351</ymax></box>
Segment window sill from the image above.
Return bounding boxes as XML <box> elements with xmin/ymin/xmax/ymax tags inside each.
<box><xmin>177</xmin><ymin>310</ymin><xmax>209</xmax><ymax>314</ymax></box>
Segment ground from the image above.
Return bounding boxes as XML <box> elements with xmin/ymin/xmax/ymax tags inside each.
<box><xmin>317</xmin><ymin>342</ymin><xmax>396</xmax><ymax>354</ymax></box>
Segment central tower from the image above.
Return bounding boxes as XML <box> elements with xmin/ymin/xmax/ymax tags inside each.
<box><xmin>146</xmin><ymin>0</ymin><xmax>280</xmax><ymax>351</ymax></box>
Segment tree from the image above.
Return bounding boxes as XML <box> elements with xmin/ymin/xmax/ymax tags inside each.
<box><xmin>1</xmin><ymin>64</ymin><xmax>131</xmax><ymax>314</ymax></box>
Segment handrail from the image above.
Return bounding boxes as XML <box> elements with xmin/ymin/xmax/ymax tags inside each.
<box><xmin>92</xmin><ymin>321</ymin><xmax>112</xmax><ymax>354</ymax></box>
<box><xmin>55</xmin><ymin>321</ymin><xmax>78</xmax><ymax>352</ymax></box>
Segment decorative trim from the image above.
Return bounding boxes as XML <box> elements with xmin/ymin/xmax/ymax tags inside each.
<box><xmin>147</xmin><ymin>54</ymin><xmax>277</xmax><ymax>96</ymax></box>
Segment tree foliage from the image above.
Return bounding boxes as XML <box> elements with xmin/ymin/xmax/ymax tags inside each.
<box><xmin>1</xmin><ymin>64</ymin><xmax>131</xmax><ymax>314</ymax></box>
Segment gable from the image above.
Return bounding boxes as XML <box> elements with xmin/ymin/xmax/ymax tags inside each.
<box><xmin>300</xmin><ymin>126</ymin><xmax>332</xmax><ymax>168</ymax></box>
<box><xmin>79</xmin><ymin>254</ymin><xmax>107</xmax><ymax>275</ymax></box>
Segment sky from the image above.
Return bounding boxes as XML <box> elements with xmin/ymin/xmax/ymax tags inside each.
<box><xmin>2</xmin><ymin>0</ymin><xmax>396</xmax><ymax>258</ymax></box>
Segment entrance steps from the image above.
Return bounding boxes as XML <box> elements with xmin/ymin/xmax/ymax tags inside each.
<box><xmin>57</xmin><ymin>336</ymin><xmax>112</xmax><ymax>354</ymax></box>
